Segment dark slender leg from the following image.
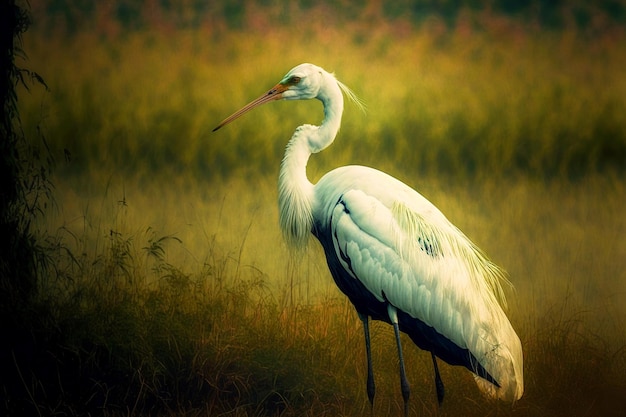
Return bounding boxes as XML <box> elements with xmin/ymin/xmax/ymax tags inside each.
<box><xmin>358</xmin><ymin>312</ymin><xmax>376</xmax><ymax>411</ymax></box>
<box><xmin>431</xmin><ymin>353</ymin><xmax>445</xmax><ymax>405</ymax></box>
<box><xmin>387</xmin><ymin>305</ymin><xmax>410</xmax><ymax>417</ymax></box>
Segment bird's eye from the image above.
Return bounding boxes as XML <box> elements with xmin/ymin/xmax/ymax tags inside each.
<box><xmin>289</xmin><ymin>76</ymin><xmax>301</xmax><ymax>85</ymax></box>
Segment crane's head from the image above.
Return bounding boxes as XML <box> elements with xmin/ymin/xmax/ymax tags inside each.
<box><xmin>212</xmin><ymin>63</ymin><xmax>362</xmax><ymax>131</ymax></box>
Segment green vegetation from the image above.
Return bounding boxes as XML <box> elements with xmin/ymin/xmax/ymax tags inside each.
<box><xmin>19</xmin><ymin>26</ymin><xmax>626</xmax><ymax>183</ymax></box>
<box><xmin>5</xmin><ymin>2</ymin><xmax>626</xmax><ymax>416</ymax></box>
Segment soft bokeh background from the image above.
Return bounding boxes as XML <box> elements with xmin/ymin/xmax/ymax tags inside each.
<box><xmin>12</xmin><ymin>1</ymin><xmax>626</xmax><ymax>416</ymax></box>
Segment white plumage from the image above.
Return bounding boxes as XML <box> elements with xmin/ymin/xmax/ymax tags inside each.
<box><xmin>214</xmin><ymin>63</ymin><xmax>524</xmax><ymax>413</ymax></box>
<box><xmin>316</xmin><ymin>166</ymin><xmax>523</xmax><ymax>401</ymax></box>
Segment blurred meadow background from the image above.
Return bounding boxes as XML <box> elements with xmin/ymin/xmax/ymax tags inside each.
<box><xmin>7</xmin><ymin>0</ymin><xmax>626</xmax><ymax>416</ymax></box>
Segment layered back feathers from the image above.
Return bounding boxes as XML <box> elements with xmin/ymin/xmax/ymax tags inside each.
<box><xmin>390</xmin><ymin>200</ymin><xmax>523</xmax><ymax>401</ymax></box>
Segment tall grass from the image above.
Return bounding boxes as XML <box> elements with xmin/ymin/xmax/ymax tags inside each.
<box><xmin>28</xmin><ymin>176</ymin><xmax>372</xmax><ymax>416</ymax></box>
<box><xmin>26</xmin><ymin>173</ymin><xmax>626</xmax><ymax>416</ymax></box>
<box><xmin>10</xmin><ymin>13</ymin><xmax>626</xmax><ymax>417</ymax></box>
<box><xmin>19</xmin><ymin>25</ymin><xmax>626</xmax><ymax>183</ymax></box>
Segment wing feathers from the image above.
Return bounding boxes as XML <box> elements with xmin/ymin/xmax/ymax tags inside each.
<box><xmin>390</xmin><ymin>200</ymin><xmax>511</xmax><ymax>310</ymax></box>
<box><xmin>329</xmin><ymin>188</ymin><xmax>523</xmax><ymax>401</ymax></box>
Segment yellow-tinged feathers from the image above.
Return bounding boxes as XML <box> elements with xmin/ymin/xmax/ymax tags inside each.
<box><xmin>390</xmin><ymin>200</ymin><xmax>511</xmax><ymax>309</ymax></box>
<box><xmin>336</xmin><ymin>78</ymin><xmax>366</xmax><ymax>114</ymax></box>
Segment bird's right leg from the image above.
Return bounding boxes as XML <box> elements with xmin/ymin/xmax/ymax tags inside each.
<box><xmin>387</xmin><ymin>305</ymin><xmax>410</xmax><ymax>417</ymax></box>
<box><xmin>358</xmin><ymin>312</ymin><xmax>376</xmax><ymax>411</ymax></box>
<box><xmin>431</xmin><ymin>353</ymin><xmax>445</xmax><ymax>405</ymax></box>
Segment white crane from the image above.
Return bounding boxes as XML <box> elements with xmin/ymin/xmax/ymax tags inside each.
<box><xmin>213</xmin><ymin>63</ymin><xmax>523</xmax><ymax>415</ymax></box>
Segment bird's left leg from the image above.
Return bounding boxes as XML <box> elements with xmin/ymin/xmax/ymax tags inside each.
<box><xmin>358</xmin><ymin>312</ymin><xmax>376</xmax><ymax>411</ymax></box>
<box><xmin>387</xmin><ymin>304</ymin><xmax>410</xmax><ymax>417</ymax></box>
<box><xmin>431</xmin><ymin>353</ymin><xmax>445</xmax><ymax>405</ymax></box>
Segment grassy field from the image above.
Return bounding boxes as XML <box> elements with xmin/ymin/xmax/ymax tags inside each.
<box><xmin>11</xmin><ymin>10</ymin><xmax>626</xmax><ymax>417</ymax></box>
<box><xmin>20</xmin><ymin>21</ymin><xmax>626</xmax><ymax>182</ymax></box>
<box><xmin>33</xmin><ymin>173</ymin><xmax>626</xmax><ymax>417</ymax></box>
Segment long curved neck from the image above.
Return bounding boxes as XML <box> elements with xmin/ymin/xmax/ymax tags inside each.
<box><xmin>278</xmin><ymin>129</ymin><xmax>315</xmax><ymax>250</ymax></box>
<box><xmin>314</xmin><ymin>77</ymin><xmax>344</xmax><ymax>152</ymax></box>
<box><xmin>278</xmin><ymin>72</ymin><xmax>344</xmax><ymax>249</ymax></box>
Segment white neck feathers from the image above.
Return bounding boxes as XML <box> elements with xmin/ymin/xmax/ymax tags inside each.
<box><xmin>278</xmin><ymin>127</ymin><xmax>316</xmax><ymax>250</ymax></box>
<box><xmin>278</xmin><ymin>71</ymin><xmax>344</xmax><ymax>249</ymax></box>
<box><xmin>278</xmin><ymin>70</ymin><xmax>360</xmax><ymax>249</ymax></box>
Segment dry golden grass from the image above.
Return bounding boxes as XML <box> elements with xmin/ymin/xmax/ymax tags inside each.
<box><xmin>36</xmin><ymin>169</ymin><xmax>626</xmax><ymax>416</ymax></box>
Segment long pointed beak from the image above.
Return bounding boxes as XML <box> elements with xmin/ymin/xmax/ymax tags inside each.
<box><xmin>213</xmin><ymin>83</ymin><xmax>289</xmax><ymax>131</ymax></box>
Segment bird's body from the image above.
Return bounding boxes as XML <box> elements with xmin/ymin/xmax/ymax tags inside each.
<box><xmin>311</xmin><ymin>165</ymin><xmax>522</xmax><ymax>400</ymax></box>
<box><xmin>214</xmin><ymin>63</ymin><xmax>524</xmax><ymax>413</ymax></box>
